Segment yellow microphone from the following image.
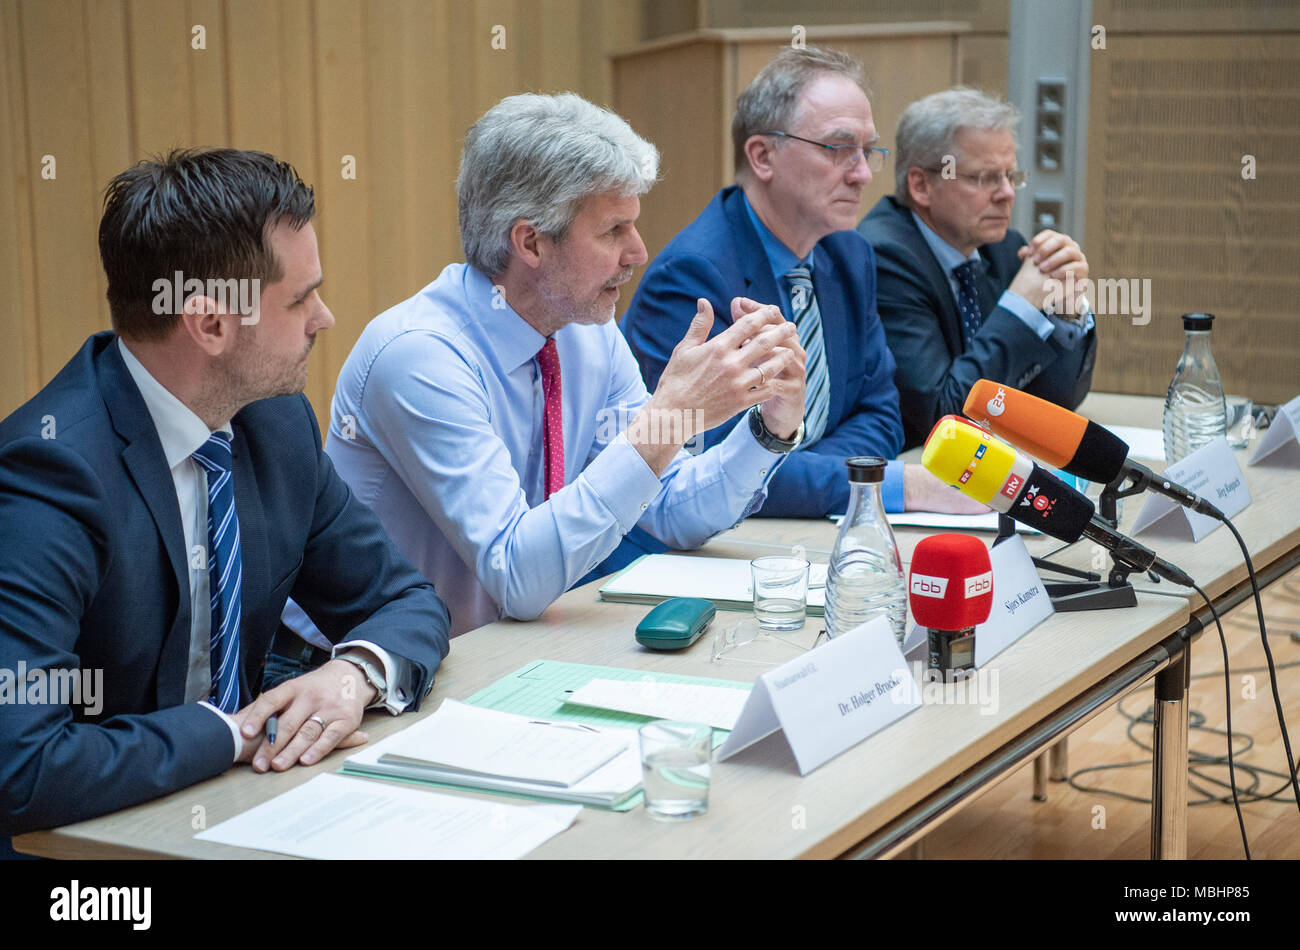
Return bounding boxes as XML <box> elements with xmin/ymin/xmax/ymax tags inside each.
<box><xmin>920</xmin><ymin>415</ymin><xmax>1035</xmax><ymax>512</ymax></box>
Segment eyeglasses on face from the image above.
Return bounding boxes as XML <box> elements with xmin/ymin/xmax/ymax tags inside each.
<box><xmin>759</xmin><ymin>130</ymin><xmax>889</xmax><ymax>171</ymax></box>
<box><xmin>927</xmin><ymin>166</ymin><xmax>1028</xmax><ymax>192</ymax></box>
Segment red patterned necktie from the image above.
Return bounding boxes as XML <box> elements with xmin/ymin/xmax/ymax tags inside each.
<box><xmin>536</xmin><ymin>338</ymin><xmax>564</xmax><ymax>498</ymax></box>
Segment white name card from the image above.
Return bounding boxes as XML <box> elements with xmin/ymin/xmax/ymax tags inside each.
<box><xmin>902</xmin><ymin>533</ymin><xmax>1053</xmax><ymax>667</ymax></box>
<box><xmin>716</xmin><ymin>615</ymin><xmax>918</xmax><ymax>775</ymax></box>
<box><xmin>1131</xmin><ymin>436</ymin><xmax>1250</xmax><ymax>542</ymax></box>
<box><xmin>1250</xmin><ymin>394</ymin><xmax>1300</xmax><ymax>468</ymax></box>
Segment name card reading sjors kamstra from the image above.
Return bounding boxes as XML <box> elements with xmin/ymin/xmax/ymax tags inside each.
<box><xmin>903</xmin><ymin>532</ymin><xmax>1052</xmax><ymax>668</ymax></box>
<box><xmin>717</xmin><ymin>615</ymin><xmax>918</xmax><ymax>775</ymax></box>
<box><xmin>1132</xmin><ymin>436</ymin><xmax>1250</xmax><ymax>543</ymax></box>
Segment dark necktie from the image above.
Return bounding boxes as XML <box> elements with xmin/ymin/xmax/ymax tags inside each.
<box><xmin>191</xmin><ymin>433</ymin><xmax>243</xmax><ymax>713</ymax></box>
<box><xmin>953</xmin><ymin>259</ymin><xmax>985</xmax><ymax>349</ymax></box>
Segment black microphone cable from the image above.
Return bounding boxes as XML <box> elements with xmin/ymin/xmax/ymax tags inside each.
<box><xmin>1219</xmin><ymin>515</ymin><xmax>1300</xmax><ymax>818</ymax></box>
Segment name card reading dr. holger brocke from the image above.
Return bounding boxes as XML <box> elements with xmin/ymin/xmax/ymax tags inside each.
<box><xmin>717</xmin><ymin>615</ymin><xmax>918</xmax><ymax>775</ymax></box>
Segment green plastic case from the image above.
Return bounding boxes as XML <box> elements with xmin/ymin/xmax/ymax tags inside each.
<box><xmin>634</xmin><ymin>597</ymin><xmax>716</xmax><ymax>650</ymax></box>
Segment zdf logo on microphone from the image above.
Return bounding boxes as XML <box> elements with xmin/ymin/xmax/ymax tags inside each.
<box><xmin>986</xmin><ymin>387</ymin><xmax>1007</xmax><ymax>417</ymax></box>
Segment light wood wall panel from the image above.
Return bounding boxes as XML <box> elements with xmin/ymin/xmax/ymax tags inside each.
<box><xmin>1085</xmin><ymin>8</ymin><xmax>1300</xmax><ymax>404</ymax></box>
<box><xmin>0</xmin><ymin>0</ymin><xmax>642</xmax><ymax>425</ymax></box>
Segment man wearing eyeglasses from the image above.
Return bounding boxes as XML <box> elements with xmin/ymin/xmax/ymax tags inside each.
<box><xmin>858</xmin><ymin>87</ymin><xmax>1097</xmax><ymax>448</ymax></box>
<box><xmin>623</xmin><ymin>47</ymin><xmax>981</xmax><ymax>518</ymax></box>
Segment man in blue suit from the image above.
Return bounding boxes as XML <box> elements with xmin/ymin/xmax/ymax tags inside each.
<box><xmin>0</xmin><ymin>149</ymin><xmax>451</xmax><ymax>837</ymax></box>
<box><xmin>623</xmin><ymin>47</ymin><xmax>981</xmax><ymax>518</ymax></box>
<box><xmin>858</xmin><ymin>87</ymin><xmax>1096</xmax><ymax>449</ymax></box>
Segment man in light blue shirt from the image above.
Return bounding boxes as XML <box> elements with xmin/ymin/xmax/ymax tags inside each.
<box><xmin>292</xmin><ymin>93</ymin><xmax>807</xmax><ymax>637</ymax></box>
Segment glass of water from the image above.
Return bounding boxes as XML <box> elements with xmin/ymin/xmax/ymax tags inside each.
<box><xmin>638</xmin><ymin>721</ymin><xmax>711</xmax><ymax>820</ymax></box>
<box><xmin>1225</xmin><ymin>395</ymin><xmax>1253</xmax><ymax>450</ymax></box>
<box><xmin>750</xmin><ymin>556</ymin><xmax>809</xmax><ymax>631</ymax></box>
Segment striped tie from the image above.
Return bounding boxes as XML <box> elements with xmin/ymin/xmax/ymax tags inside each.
<box><xmin>784</xmin><ymin>265</ymin><xmax>829</xmax><ymax>447</ymax></box>
<box><xmin>953</xmin><ymin>259</ymin><xmax>985</xmax><ymax>348</ymax></box>
<box><xmin>191</xmin><ymin>433</ymin><xmax>243</xmax><ymax>713</ymax></box>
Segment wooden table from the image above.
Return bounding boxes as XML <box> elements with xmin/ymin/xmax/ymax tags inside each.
<box><xmin>15</xmin><ymin>396</ymin><xmax>1300</xmax><ymax>859</ymax></box>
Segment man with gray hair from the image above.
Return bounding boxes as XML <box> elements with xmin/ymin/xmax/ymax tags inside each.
<box><xmin>286</xmin><ymin>93</ymin><xmax>806</xmax><ymax>637</ymax></box>
<box><xmin>858</xmin><ymin>86</ymin><xmax>1096</xmax><ymax>448</ymax></box>
<box><xmin>624</xmin><ymin>47</ymin><xmax>979</xmax><ymax>517</ymax></box>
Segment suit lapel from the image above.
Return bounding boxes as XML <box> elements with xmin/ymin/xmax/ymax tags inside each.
<box><xmin>96</xmin><ymin>340</ymin><xmax>192</xmax><ymax>708</ymax></box>
<box><xmin>810</xmin><ymin>244</ymin><xmax>848</xmax><ymax>429</ymax></box>
<box><xmin>722</xmin><ymin>188</ymin><xmax>784</xmax><ymax>322</ymax></box>
<box><xmin>890</xmin><ymin>199</ymin><xmax>963</xmax><ymax>357</ymax></box>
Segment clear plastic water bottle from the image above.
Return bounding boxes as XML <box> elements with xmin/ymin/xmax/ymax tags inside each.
<box><xmin>1162</xmin><ymin>313</ymin><xmax>1227</xmax><ymax>464</ymax></box>
<box><xmin>824</xmin><ymin>457</ymin><xmax>906</xmax><ymax>644</ymax></box>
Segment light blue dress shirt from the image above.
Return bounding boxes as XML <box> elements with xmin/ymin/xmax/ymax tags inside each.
<box><xmin>315</xmin><ymin>264</ymin><xmax>786</xmax><ymax>637</ymax></box>
<box><xmin>742</xmin><ymin>195</ymin><xmax>905</xmax><ymax>511</ymax></box>
<box><xmin>910</xmin><ymin>210</ymin><xmax>1094</xmax><ymax>343</ymax></box>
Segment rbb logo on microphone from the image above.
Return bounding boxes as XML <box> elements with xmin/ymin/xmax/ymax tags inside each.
<box><xmin>910</xmin><ymin>573</ymin><xmax>949</xmax><ymax>599</ymax></box>
<box><xmin>964</xmin><ymin>571</ymin><xmax>993</xmax><ymax>598</ymax></box>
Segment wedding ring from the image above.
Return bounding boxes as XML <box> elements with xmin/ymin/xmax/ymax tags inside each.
<box><xmin>756</xmin><ymin>365</ymin><xmax>768</xmax><ymax>386</ymax></box>
<box><xmin>308</xmin><ymin>715</ymin><xmax>327</xmax><ymax>730</ymax></box>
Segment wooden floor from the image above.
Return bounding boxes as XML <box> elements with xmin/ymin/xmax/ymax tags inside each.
<box><xmin>919</xmin><ymin>566</ymin><xmax>1300</xmax><ymax>860</ymax></box>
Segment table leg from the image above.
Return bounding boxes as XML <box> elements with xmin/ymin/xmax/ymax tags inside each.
<box><xmin>1032</xmin><ymin>753</ymin><xmax>1047</xmax><ymax>801</ymax></box>
<box><xmin>1149</xmin><ymin>644</ymin><xmax>1189</xmax><ymax>860</ymax></box>
<box><xmin>1049</xmin><ymin>738</ymin><xmax>1068</xmax><ymax>781</ymax></box>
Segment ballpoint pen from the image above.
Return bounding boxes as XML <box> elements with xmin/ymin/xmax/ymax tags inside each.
<box><xmin>267</xmin><ymin>714</ymin><xmax>278</xmax><ymax>747</ymax></box>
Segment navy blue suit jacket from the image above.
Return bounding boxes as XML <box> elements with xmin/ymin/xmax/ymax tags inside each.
<box><xmin>0</xmin><ymin>333</ymin><xmax>451</xmax><ymax>834</ymax></box>
<box><xmin>622</xmin><ymin>186</ymin><xmax>904</xmax><ymax>518</ymax></box>
<box><xmin>859</xmin><ymin>196</ymin><xmax>1096</xmax><ymax>448</ymax></box>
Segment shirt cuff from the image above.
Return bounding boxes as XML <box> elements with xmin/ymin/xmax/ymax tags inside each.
<box><xmin>580</xmin><ymin>431</ymin><xmax>683</xmax><ymax>531</ymax></box>
<box><xmin>998</xmin><ymin>290</ymin><xmax>1055</xmax><ymax>340</ymax></box>
<box><xmin>198</xmin><ymin>701</ymin><xmax>243</xmax><ymax>763</ymax></box>
<box><xmin>717</xmin><ymin>409</ymin><xmax>789</xmax><ymax>492</ymax></box>
<box><xmin>334</xmin><ymin>641</ymin><xmax>409</xmax><ymax>715</ymax></box>
<box><xmin>882</xmin><ymin>460</ymin><xmax>905</xmax><ymax>513</ymax></box>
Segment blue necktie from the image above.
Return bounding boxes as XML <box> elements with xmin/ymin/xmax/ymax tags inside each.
<box><xmin>191</xmin><ymin>433</ymin><xmax>243</xmax><ymax>713</ymax></box>
<box><xmin>784</xmin><ymin>265</ymin><xmax>829</xmax><ymax>447</ymax></box>
<box><xmin>953</xmin><ymin>259</ymin><xmax>985</xmax><ymax>349</ymax></box>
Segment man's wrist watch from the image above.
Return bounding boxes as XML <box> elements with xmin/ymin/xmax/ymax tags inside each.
<box><xmin>748</xmin><ymin>404</ymin><xmax>804</xmax><ymax>454</ymax></box>
<box><xmin>336</xmin><ymin>651</ymin><xmax>387</xmax><ymax>705</ymax></box>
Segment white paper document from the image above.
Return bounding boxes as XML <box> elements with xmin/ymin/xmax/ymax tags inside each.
<box><xmin>378</xmin><ymin>698</ymin><xmax>625</xmax><ymax>787</ymax></box>
<box><xmin>1103</xmin><ymin>425</ymin><xmax>1166</xmax><ymax>462</ymax></box>
<box><xmin>195</xmin><ymin>773</ymin><xmax>580</xmax><ymax>859</ymax></box>
<box><xmin>1131</xmin><ymin>436</ymin><xmax>1250</xmax><ymax>542</ymax></box>
<box><xmin>599</xmin><ymin>554</ymin><xmax>826</xmax><ymax>611</ymax></box>
<box><xmin>565</xmin><ymin>678</ymin><xmax>750</xmax><ymax>730</ymax></box>
<box><xmin>345</xmin><ymin>700</ymin><xmax>643</xmax><ymax>807</ymax></box>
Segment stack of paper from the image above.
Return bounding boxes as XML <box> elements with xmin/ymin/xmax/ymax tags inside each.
<box><xmin>344</xmin><ymin>699</ymin><xmax>643</xmax><ymax>808</ymax></box>
<box><xmin>195</xmin><ymin>773</ymin><xmax>579</xmax><ymax>860</ymax></box>
<box><xmin>598</xmin><ymin>554</ymin><xmax>827</xmax><ymax>615</ymax></box>
<box><xmin>564</xmin><ymin>678</ymin><xmax>750</xmax><ymax>730</ymax></box>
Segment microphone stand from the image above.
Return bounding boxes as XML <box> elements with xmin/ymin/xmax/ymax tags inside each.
<box><xmin>994</xmin><ymin>513</ymin><xmax>1139</xmax><ymax>612</ymax></box>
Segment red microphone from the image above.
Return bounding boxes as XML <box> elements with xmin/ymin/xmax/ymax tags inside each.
<box><xmin>909</xmin><ymin>534</ymin><xmax>994</xmax><ymax>674</ymax></box>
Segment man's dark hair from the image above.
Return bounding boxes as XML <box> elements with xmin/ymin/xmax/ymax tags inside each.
<box><xmin>98</xmin><ymin>147</ymin><xmax>315</xmax><ymax>341</ymax></box>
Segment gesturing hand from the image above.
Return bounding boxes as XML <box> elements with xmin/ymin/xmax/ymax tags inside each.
<box><xmin>235</xmin><ymin>658</ymin><xmax>377</xmax><ymax>772</ymax></box>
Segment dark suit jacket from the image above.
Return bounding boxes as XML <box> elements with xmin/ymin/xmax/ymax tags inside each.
<box><xmin>621</xmin><ymin>186</ymin><xmax>904</xmax><ymax>518</ymax></box>
<box><xmin>858</xmin><ymin>196</ymin><xmax>1096</xmax><ymax>448</ymax></box>
<box><xmin>0</xmin><ymin>332</ymin><xmax>451</xmax><ymax>834</ymax></box>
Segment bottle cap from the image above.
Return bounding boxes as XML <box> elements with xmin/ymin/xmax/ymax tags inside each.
<box><xmin>1181</xmin><ymin>312</ymin><xmax>1215</xmax><ymax>331</ymax></box>
<box><xmin>845</xmin><ymin>456</ymin><xmax>887</xmax><ymax>483</ymax></box>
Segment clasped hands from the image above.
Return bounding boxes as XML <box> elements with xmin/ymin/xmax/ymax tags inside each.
<box><xmin>234</xmin><ymin>656</ymin><xmax>377</xmax><ymax>773</ymax></box>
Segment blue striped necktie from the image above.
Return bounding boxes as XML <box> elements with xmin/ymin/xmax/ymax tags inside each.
<box><xmin>191</xmin><ymin>433</ymin><xmax>243</xmax><ymax>713</ymax></box>
<box><xmin>784</xmin><ymin>264</ymin><xmax>829</xmax><ymax>447</ymax></box>
<box><xmin>953</xmin><ymin>259</ymin><xmax>985</xmax><ymax>348</ymax></box>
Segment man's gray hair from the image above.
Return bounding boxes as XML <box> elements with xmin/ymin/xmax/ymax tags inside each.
<box><xmin>894</xmin><ymin>87</ymin><xmax>1020</xmax><ymax>206</ymax></box>
<box><xmin>457</xmin><ymin>92</ymin><xmax>659</xmax><ymax>277</ymax></box>
<box><xmin>731</xmin><ymin>46</ymin><xmax>870</xmax><ymax>175</ymax></box>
